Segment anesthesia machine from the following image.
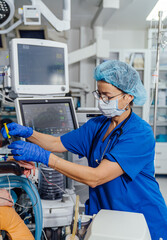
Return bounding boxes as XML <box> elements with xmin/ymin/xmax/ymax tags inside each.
<box><xmin>0</xmin><ymin>38</ymin><xmax>78</xmax><ymax>239</ymax></box>
<box><xmin>0</xmin><ymin>37</ymin><xmax>152</xmax><ymax>240</ymax></box>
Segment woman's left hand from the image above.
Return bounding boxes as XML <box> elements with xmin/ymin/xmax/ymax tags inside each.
<box><xmin>8</xmin><ymin>140</ymin><xmax>51</xmax><ymax>166</ymax></box>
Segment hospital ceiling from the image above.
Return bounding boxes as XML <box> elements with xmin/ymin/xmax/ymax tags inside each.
<box><xmin>14</xmin><ymin>0</ymin><xmax>164</xmax><ymax>31</ymax></box>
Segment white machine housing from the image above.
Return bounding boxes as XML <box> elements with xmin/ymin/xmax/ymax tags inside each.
<box><xmin>41</xmin><ymin>191</ymin><xmax>75</xmax><ymax>228</ymax></box>
<box><xmin>9</xmin><ymin>38</ymin><xmax>69</xmax><ymax>96</ymax></box>
<box><xmin>76</xmin><ymin>107</ymin><xmax>101</xmax><ymax>127</ymax></box>
<box><xmin>23</xmin><ymin>5</ymin><xmax>41</xmax><ymax>25</ymax></box>
<box><xmin>84</xmin><ymin>210</ymin><xmax>151</xmax><ymax>240</ymax></box>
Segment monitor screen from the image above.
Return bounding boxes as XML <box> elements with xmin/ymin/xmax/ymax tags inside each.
<box><xmin>19</xmin><ymin>29</ymin><xmax>46</xmax><ymax>39</ymax></box>
<box><xmin>10</xmin><ymin>38</ymin><xmax>69</xmax><ymax>95</ymax></box>
<box><xmin>15</xmin><ymin>26</ymin><xmax>48</xmax><ymax>39</ymax></box>
<box><xmin>18</xmin><ymin>44</ymin><xmax>65</xmax><ymax>85</ymax></box>
<box><xmin>15</xmin><ymin>97</ymin><xmax>78</xmax><ymax>137</ymax></box>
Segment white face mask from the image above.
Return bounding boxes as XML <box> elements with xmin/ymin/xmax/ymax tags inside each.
<box><xmin>98</xmin><ymin>95</ymin><xmax>128</xmax><ymax>118</ymax></box>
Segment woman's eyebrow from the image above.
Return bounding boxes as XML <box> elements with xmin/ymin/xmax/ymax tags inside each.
<box><xmin>99</xmin><ymin>91</ymin><xmax>117</xmax><ymax>95</ymax></box>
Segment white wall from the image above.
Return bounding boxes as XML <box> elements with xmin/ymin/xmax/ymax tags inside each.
<box><xmin>103</xmin><ymin>29</ymin><xmax>148</xmax><ymax>50</ymax></box>
<box><xmin>67</xmin><ymin>27</ymin><xmax>96</xmax><ymax>107</ymax></box>
<box><xmin>79</xmin><ymin>27</ymin><xmax>96</xmax><ymax>107</ymax></box>
<box><xmin>67</xmin><ymin>29</ymin><xmax>80</xmax><ymax>85</ymax></box>
<box><xmin>66</xmin><ymin>28</ymin><xmax>148</xmax><ymax>107</ymax></box>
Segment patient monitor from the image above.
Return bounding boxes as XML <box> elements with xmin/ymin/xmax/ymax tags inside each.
<box><xmin>15</xmin><ymin>97</ymin><xmax>78</xmax><ymax>134</ymax></box>
<box><xmin>9</xmin><ymin>38</ymin><xmax>69</xmax><ymax>96</ymax></box>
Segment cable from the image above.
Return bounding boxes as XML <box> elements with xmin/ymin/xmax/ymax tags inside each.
<box><xmin>15</xmin><ymin>177</ymin><xmax>38</xmax><ymax>209</ymax></box>
<box><xmin>19</xmin><ymin>207</ymin><xmax>28</xmax><ymax>216</ymax></box>
<box><xmin>0</xmin><ymin>91</ymin><xmax>14</xmax><ymax>102</ymax></box>
<box><xmin>40</xmin><ymin>169</ymin><xmax>88</xmax><ymax>196</ymax></box>
<box><xmin>0</xmin><ymin>196</ymin><xmax>13</xmax><ymax>203</ymax></box>
<box><xmin>1</xmin><ymin>176</ymin><xmax>38</xmax><ymax>210</ymax></box>
<box><xmin>15</xmin><ymin>176</ymin><xmax>38</xmax><ymax>209</ymax></box>
<box><xmin>26</xmin><ymin>176</ymin><xmax>38</xmax><ymax>208</ymax></box>
<box><xmin>24</xmin><ymin>215</ymin><xmax>31</xmax><ymax>221</ymax></box>
<box><xmin>0</xmin><ymin>195</ymin><xmax>37</xmax><ymax>210</ymax></box>
<box><xmin>40</xmin><ymin>170</ymin><xmax>67</xmax><ymax>195</ymax></box>
<box><xmin>42</xmin><ymin>230</ymin><xmax>48</xmax><ymax>240</ymax></box>
<box><xmin>40</xmin><ymin>168</ymin><xmax>79</xmax><ymax>204</ymax></box>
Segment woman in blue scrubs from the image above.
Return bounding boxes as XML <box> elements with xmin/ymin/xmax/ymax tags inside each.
<box><xmin>2</xmin><ymin>60</ymin><xmax>167</xmax><ymax>239</ymax></box>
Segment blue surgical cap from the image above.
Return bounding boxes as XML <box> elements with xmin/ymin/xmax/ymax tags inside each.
<box><xmin>94</xmin><ymin>60</ymin><xmax>147</xmax><ymax>105</ymax></box>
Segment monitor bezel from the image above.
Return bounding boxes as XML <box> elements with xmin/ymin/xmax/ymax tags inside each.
<box><xmin>10</xmin><ymin>38</ymin><xmax>69</xmax><ymax>95</ymax></box>
<box><xmin>15</xmin><ymin>97</ymin><xmax>79</xmax><ymax>132</ymax></box>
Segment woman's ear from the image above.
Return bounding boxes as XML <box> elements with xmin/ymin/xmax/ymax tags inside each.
<box><xmin>124</xmin><ymin>94</ymin><xmax>134</xmax><ymax>104</ymax></box>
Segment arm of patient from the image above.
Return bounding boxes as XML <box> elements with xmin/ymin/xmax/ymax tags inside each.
<box><xmin>7</xmin><ymin>157</ymin><xmax>36</xmax><ymax>178</ymax></box>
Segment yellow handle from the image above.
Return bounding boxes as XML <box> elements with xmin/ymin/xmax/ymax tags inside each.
<box><xmin>4</xmin><ymin>123</ymin><xmax>11</xmax><ymax>139</ymax></box>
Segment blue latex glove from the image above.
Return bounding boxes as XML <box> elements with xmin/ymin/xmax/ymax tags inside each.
<box><xmin>8</xmin><ymin>140</ymin><xmax>51</xmax><ymax>166</ymax></box>
<box><xmin>1</xmin><ymin>122</ymin><xmax>33</xmax><ymax>138</ymax></box>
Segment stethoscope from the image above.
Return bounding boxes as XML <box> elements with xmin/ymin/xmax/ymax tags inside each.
<box><xmin>89</xmin><ymin>110</ymin><xmax>132</xmax><ymax>165</ymax></box>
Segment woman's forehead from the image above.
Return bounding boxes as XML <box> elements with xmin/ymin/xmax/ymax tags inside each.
<box><xmin>97</xmin><ymin>81</ymin><xmax>121</xmax><ymax>93</ymax></box>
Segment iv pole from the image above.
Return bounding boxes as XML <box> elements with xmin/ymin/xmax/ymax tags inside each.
<box><xmin>153</xmin><ymin>11</ymin><xmax>163</xmax><ymax>139</ymax></box>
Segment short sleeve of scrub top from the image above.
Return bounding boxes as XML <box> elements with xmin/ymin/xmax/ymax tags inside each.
<box><xmin>61</xmin><ymin>116</ymin><xmax>106</xmax><ymax>159</ymax></box>
<box><xmin>104</xmin><ymin>115</ymin><xmax>155</xmax><ymax>181</ymax></box>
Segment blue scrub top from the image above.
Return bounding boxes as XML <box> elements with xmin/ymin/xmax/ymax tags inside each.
<box><xmin>61</xmin><ymin>112</ymin><xmax>167</xmax><ymax>240</ymax></box>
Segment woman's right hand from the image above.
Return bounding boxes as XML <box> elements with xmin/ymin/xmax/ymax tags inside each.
<box><xmin>0</xmin><ymin>189</ymin><xmax>13</xmax><ymax>207</ymax></box>
<box><xmin>1</xmin><ymin>122</ymin><xmax>33</xmax><ymax>138</ymax></box>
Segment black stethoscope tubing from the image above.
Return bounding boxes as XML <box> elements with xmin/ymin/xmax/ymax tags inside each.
<box><xmin>89</xmin><ymin>110</ymin><xmax>132</xmax><ymax>161</ymax></box>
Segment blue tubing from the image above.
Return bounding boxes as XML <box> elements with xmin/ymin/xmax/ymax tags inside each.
<box><xmin>0</xmin><ymin>176</ymin><xmax>43</xmax><ymax>240</ymax></box>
